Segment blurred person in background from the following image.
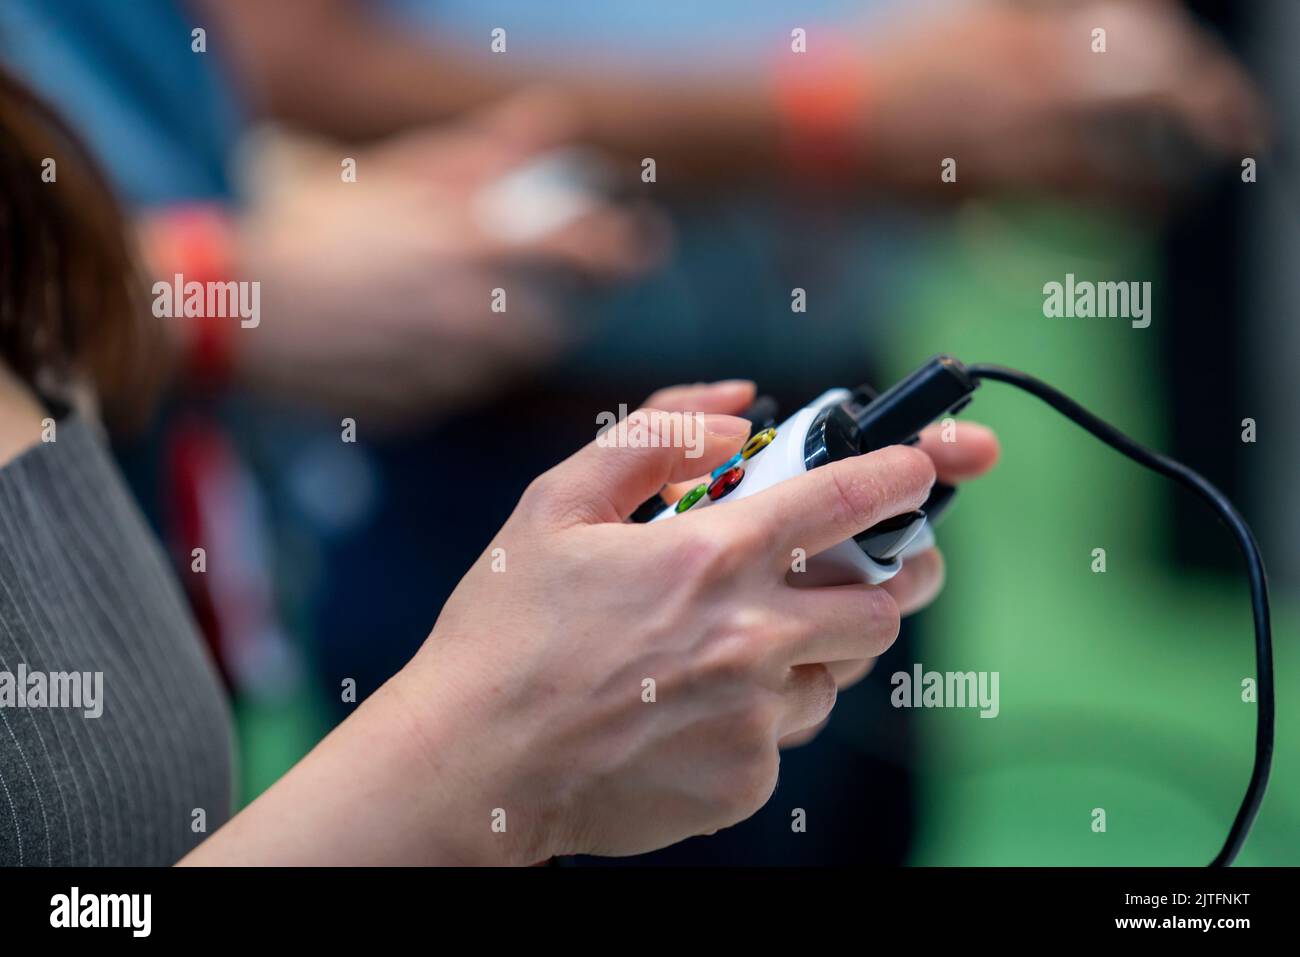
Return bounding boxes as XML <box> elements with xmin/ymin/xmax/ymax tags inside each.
<box><xmin>1</xmin><ymin>2</ymin><xmax>666</xmax><ymax>422</ymax></box>
<box><xmin>204</xmin><ymin>0</ymin><xmax>1263</xmax><ymax>196</ymax></box>
<box><xmin>0</xmin><ymin>0</ymin><xmax>1268</xmax><ymax>865</ymax></box>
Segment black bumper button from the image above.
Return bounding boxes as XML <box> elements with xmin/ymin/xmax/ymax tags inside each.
<box><xmin>854</xmin><ymin>510</ymin><xmax>927</xmax><ymax>563</ymax></box>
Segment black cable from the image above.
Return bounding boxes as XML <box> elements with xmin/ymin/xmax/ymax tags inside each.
<box><xmin>966</xmin><ymin>364</ymin><xmax>1274</xmax><ymax>867</ymax></box>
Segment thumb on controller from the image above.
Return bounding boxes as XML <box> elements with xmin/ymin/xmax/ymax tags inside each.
<box><xmin>527</xmin><ymin>409</ymin><xmax>750</xmax><ymax>526</ymax></box>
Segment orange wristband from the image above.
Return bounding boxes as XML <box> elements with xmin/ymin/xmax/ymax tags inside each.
<box><xmin>772</xmin><ymin>36</ymin><xmax>871</xmax><ymax>182</ymax></box>
<box><xmin>142</xmin><ymin>204</ymin><xmax>239</xmax><ymax>388</ymax></box>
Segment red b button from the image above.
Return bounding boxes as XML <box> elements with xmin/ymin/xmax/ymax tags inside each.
<box><xmin>707</xmin><ymin>467</ymin><xmax>744</xmax><ymax>501</ymax></box>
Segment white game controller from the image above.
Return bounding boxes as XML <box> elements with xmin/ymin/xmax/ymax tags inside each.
<box><xmin>642</xmin><ymin>356</ymin><xmax>980</xmax><ymax>586</ymax></box>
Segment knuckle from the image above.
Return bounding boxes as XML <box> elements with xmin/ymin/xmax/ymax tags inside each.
<box><xmin>670</xmin><ymin>527</ymin><xmax>733</xmax><ymax>581</ymax></box>
<box><xmin>523</xmin><ymin>466</ymin><xmax>608</xmax><ymax>526</ymax></box>
<box><xmin>696</xmin><ymin>522</ymin><xmax>767</xmax><ymax>580</ymax></box>
<box><xmin>825</xmin><ymin>460</ymin><xmax>878</xmax><ymax>530</ymax></box>
<box><xmin>520</xmin><ymin>469</ymin><xmax>564</xmax><ymax>511</ymax></box>
<box><xmin>699</xmin><ymin>622</ymin><xmax>768</xmax><ymax>683</ymax></box>
<box><xmin>673</xmin><ymin>519</ymin><xmax>770</xmax><ymax>584</ymax></box>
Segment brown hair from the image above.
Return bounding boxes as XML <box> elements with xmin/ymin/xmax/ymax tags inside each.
<box><xmin>0</xmin><ymin>65</ymin><xmax>159</xmax><ymax>424</ymax></box>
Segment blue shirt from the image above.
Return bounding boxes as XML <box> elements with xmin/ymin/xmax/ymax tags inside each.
<box><xmin>0</xmin><ymin>0</ymin><xmax>242</xmax><ymax>205</ymax></box>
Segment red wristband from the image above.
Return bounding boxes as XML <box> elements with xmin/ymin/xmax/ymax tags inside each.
<box><xmin>143</xmin><ymin>204</ymin><xmax>239</xmax><ymax>388</ymax></box>
<box><xmin>772</xmin><ymin>36</ymin><xmax>871</xmax><ymax>183</ymax></box>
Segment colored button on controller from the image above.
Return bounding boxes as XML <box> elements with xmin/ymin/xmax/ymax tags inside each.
<box><xmin>674</xmin><ymin>483</ymin><xmax>709</xmax><ymax>513</ymax></box>
<box><xmin>741</xmin><ymin>427</ymin><xmax>776</xmax><ymax>460</ymax></box>
<box><xmin>710</xmin><ymin>453</ymin><xmax>742</xmax><ymax>479</ymax></box>
<box><xmin>707</xmin><ymin>466</ymin><xmax>744</xmax><ymax>501</ymax></box>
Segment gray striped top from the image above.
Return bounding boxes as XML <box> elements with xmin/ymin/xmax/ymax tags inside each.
<box><xmin>0</xmin><ymin>413</ymin><xmax>233</xmax><ymax>865</ymax></box>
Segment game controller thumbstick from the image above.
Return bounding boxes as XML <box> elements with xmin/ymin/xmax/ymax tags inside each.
<box><xmin>640</xmin><ymin>355</ymin><xmax>979</xmax><ymax>585</ymax></box>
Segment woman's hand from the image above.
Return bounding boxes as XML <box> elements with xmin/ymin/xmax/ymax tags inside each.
<box><xmin>391</xmin><ymin>383</ymin><xmax>941</xmax><ymax>861</ymax></box>
<box><xmin>183</xmin><ymin>381</ymin><xmax>990</xmax><ymax>865</ymax></box>
<box><xmin>227</xmin><ymin>95</ymin><xmax>669</xmax><ymax>426</ymax></box>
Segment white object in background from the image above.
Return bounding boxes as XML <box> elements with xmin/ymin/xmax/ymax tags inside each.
<box><xmin>473</xmin><ymin>147</ymin><xmax>616</xmax><ymax>244</ymax></box>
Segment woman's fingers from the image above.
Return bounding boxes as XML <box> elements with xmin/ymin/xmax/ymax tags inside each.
<box><xmin>915</xmin><ymin>420</ymin><xmax>1000</xmax><ymax>484</ymax></box>
<box><xmin>771</xmin><ymin>548</ymin><xmax>944</xmax><ymax>728</ymax></box>
<box><xmin>724</xmin><ymin>443</ymin><xmax>935</xmax><ymax>567</ymax></box>
<box><xmin>777</xmin><ymin>659</ymin><xmax>874</xmax><ymax>748</ymax></box>
<box><xmin>827</xmin><ymin>658</ymin><xmax>876</xmax><ymax>690</ymax></box>
<box><xmin>642</xmin><ymin>379</ymin><xmax>756</xmax><ymax>416</ymax></box>
<box><xmin>785</xmin><ymin>550</ymin><xmax>943</xmax><ymax>697</ymax></box>
<box><xmin>777</xmin><ymin>664</ymin><xmax>838</xmax><ymax>738</ymax></box>
<box><xmin>778</xmin><ymin>717</ymin><xmax>830</xmax><ymax>750</ymax></box>
<box><xmin>880</xmin><ymin>547</ymin><xmax>946</xmax><ymax>616</ymax></box>
<box><xmin>782</xmin><ymin>583</ymin><xmax>901</xmax><ymax>666</ymax></box>
<box><xmin>646</xmin><ymin>380</ymin><xmax>757</xmax><ymax>501</ymax></box>
<box><xmin>535</xmin><ymin>408</ymin><xmax>750</xmax><ymax>524</ymax></box>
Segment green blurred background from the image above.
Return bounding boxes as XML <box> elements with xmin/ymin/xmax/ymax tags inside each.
<box><xmin>891</xmin><ymin>201</ymin><xmax>1295</xmax><ymax>865</ymax></box>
